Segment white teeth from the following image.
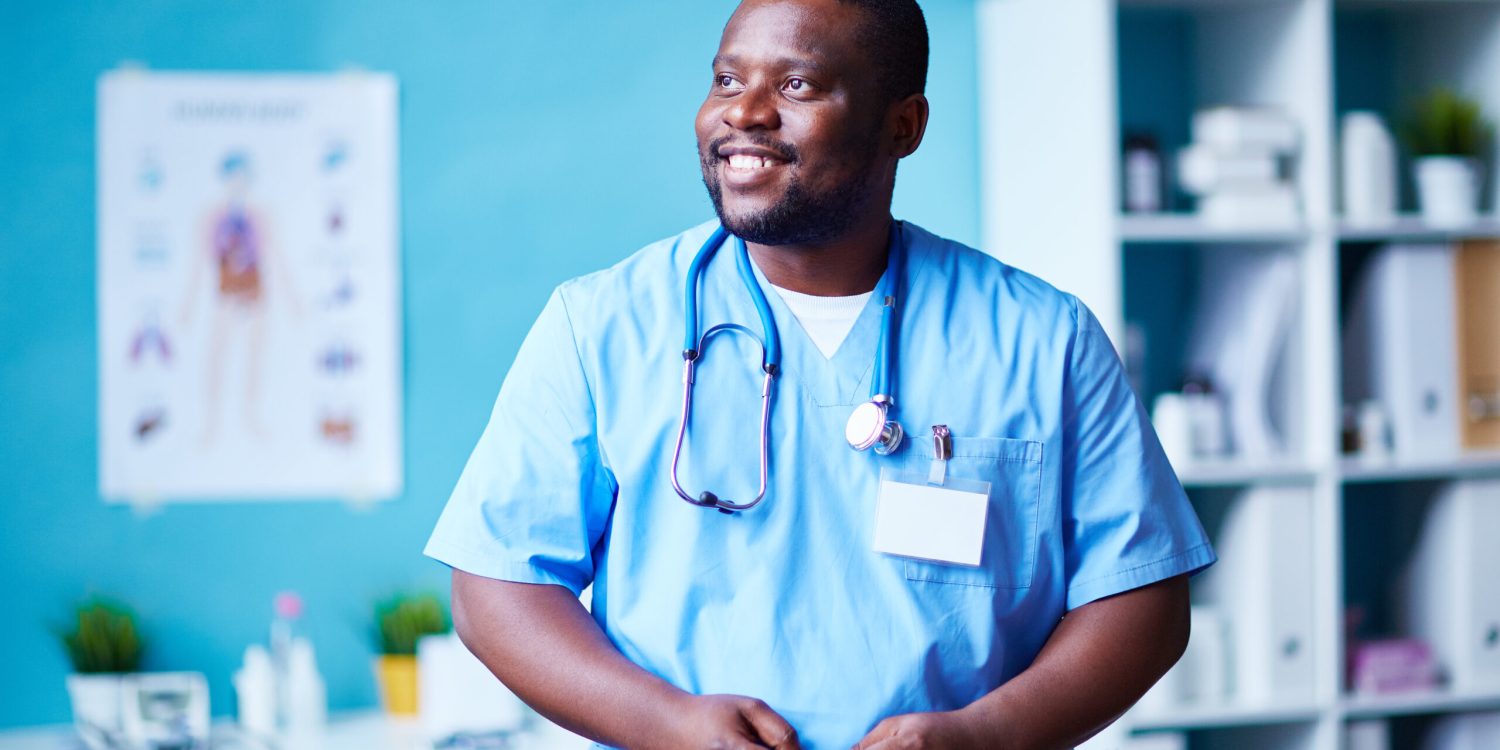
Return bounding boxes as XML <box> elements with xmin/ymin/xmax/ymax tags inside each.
<box><xmin>727</xmin><ymin>154</ymin><xmax>777</xmax><ymax>170</ymax></box>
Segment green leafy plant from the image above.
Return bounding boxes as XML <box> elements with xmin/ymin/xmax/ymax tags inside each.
<box><xmin>60</xmin><ymin>598</ymin><xmax>144</xmax><ymax>674</ymax></box>
<box><xmin>1403</xmin><ymin>88</ymin><xmax>1494</xmax><ymax>158</ymax></box>
<box><xmin>374</xmin><ymin>593</ymin><xmax>451</xmax><ymax>656</ymax></box>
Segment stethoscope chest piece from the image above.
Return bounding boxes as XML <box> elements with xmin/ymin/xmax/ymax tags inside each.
<box><xmin>846</xmin><ymin>399</ymin><xmax>904</xmax><ymax>455</ymax></box>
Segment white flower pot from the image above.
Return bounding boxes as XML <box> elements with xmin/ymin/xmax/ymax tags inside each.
<box><xmin>65</xmin><ymin>673</ymin><xmax>126</xmax><ymax>750</ymax></box>
<box><xmin>1415</xmin><ymin>156</ymin><xmax>1480</xmax><ymax>227</ymax></box>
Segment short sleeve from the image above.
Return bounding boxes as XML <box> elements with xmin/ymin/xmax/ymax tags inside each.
<box><xmin>424</xmin><ymin>287</ymin><xmax>615</xmax><ymax>595</ymax></box>
<box><xmin>1061</xmin><ymin>298</ymin><xmax>1216</xmax><ymax>610</ymax></box>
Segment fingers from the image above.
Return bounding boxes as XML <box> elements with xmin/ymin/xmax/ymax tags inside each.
<box><xmin>850</xmin><ymin>717</ymin><xmax>900</xmax><ymax>750</ymax></box>
<box><xmin>740</xmin><ymin>698</ymin><xmax>801</xmax><ymax>750</ymax></box>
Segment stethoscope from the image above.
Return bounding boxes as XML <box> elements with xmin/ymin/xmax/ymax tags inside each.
<box><xmin>669</xmin><ymin>221</ymin><xmax>906</xmax><ymax>514</ymax></box>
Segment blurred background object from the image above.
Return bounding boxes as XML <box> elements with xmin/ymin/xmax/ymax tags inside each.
<box><xmin>983</xmin><ymin>0</ymin><xmax>1500</xmax><ymax>748</ymax></box>
<box><xmin>4</xmin><ymin>0</ymin><xmax>1500</xmax><ymax>748</ymax></box>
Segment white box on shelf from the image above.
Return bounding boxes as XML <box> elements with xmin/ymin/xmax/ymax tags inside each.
<box><xmin>417</xmin><ymin>633</ymin><xmax>526</xmax><ymax>742</ymax></box>
<box><xmin>1192</xmin><ymin>107</ymin><xmax>1300</xmax><ymax>154</ymax></box>
<box><xmin>1199</xmin><ymin>184</ymin><xmax>1301</xmax><ymax>229</ymax></box>
<box><xmin>1137</xmin><ymin>605</ymin><xmax>1232</xmax><ymax>716</ymax></box>
<box><xmin>1399</xmin><ymin>479</ymin><xmax>1500</xmax><ymax>691</ymax></box>
<box><xmin>1347</xmin><ymin>719</ymin><xmax>1390</xmax><ymax>750</ymax></box>
<box><xmin>1194</xmin><ymin>486</ymin><xmax>1317</xmax><ymax>704</ymax></box>
<box><xmin>1342</xmin><ymin>244</ymin><xmax>1461</xmax><ymax>460</ymax></box>
<box><xmin>1178</xmin><ymin>145</ymin><xmax>1281</xmax><ymax>194</ymax></box>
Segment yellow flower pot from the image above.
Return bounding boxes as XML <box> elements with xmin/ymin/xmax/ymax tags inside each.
<box><xmin>374</xmin><ymin>655</ymin><xmax>419</xmax><ymax>716</ymax></box>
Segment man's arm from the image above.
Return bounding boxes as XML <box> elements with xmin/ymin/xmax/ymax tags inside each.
<box><xmin>853</xmin><ymin>574</ymin><xmax>1190</xmax><ymax>750</ymax></box>
<box><xmin>451</xmin><ymin>569</ymin><xmax>802</xmax><ymax>750</ymax></box>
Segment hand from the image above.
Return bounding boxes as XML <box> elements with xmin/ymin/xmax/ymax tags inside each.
<box><xmin>660</xmin><ymin>693</ymin><xmax>801</xmax><ymax>750</ymax></box>
<box><xmin>850</xmin><ymin>710</ymin><xmax>983</xmax><ymax>750</ymax></box>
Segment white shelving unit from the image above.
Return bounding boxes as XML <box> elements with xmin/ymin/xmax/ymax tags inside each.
<box><xmin>978</xmin><ymin>1</ymin><xmax>1500</xmax><ymax>748</ymax></box>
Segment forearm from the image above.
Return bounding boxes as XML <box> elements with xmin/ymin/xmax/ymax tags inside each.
<box><xmin>451</xmin><ymin>569</ymin><xmax>689</xmax><ymax>750</ymax></box>
<box><xmin>959</xmin><ymin>575</ymin><xmax>1191</xmax><ymax>750</ymax></box>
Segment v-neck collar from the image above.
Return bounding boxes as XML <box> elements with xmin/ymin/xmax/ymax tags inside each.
<box><xmin>705</xmin><ymin>227</ymin><xmax>922</xmax><ymax>408</ymax></box>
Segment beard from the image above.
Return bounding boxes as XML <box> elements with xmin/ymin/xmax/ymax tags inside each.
<box><xmin>699</xmin><ymin>134</ymin><xmax>879</xmax><ymax>246</ymax></box>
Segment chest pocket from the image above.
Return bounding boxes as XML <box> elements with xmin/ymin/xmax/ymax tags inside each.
<box><xmin>893</xmin><ymin>436</ymin><xmax>1044</xmax><ymax>589</ymax></box>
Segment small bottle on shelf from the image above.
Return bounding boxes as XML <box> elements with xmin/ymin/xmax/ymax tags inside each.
<box><xmin>1123</xmin><ymin>132</ymin><xmax>1166</xmax><ymax>214</ymax></box>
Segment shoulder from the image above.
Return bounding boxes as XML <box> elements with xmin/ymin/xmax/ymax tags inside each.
<box><xmin>549</xmin><ymin>219</ymin><xmax>718</xmax><ymax>329</ymax></box>
<box><xmin>904</xmin><ymin>222</ymin><xmax>1083</xmax><ymax>337</ymax></box>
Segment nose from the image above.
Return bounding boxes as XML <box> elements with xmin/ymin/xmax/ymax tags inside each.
<box><xmin>724</xmin><ymin>82</ymin><xmax>780</xmax><ymax>132</ymax></box>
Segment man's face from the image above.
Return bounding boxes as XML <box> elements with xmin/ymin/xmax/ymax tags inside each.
<box><xmin>696</xmin><ymin>0</ymin><xmax>889</xmax><ymax>246</ymax></box>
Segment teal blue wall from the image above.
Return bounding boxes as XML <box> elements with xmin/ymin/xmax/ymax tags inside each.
<box><xmin>0</xmin><ymin>0</ymin><xmax>980</xmax><ymax>728</ymax></box>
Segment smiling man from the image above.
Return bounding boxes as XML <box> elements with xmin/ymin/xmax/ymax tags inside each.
<box><xmin>425</xmin><ymin>1</ymin><xmax>1215</xmax><ymax>748</ymax></box>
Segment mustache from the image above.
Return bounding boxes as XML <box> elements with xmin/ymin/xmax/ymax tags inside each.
<box><xmin>704</xmin><ymin>134</ymin><xmax>799</xmax><ymax>164</ymax></box>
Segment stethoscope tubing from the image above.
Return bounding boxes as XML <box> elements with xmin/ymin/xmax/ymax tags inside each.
<box><xmin>671</xmin><ymin>221</ymin><xmax>905</xmax><ymax>513</ymax></box>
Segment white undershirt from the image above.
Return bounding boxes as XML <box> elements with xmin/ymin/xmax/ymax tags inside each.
<box><xmin>769</xmin><ymin>284</ymin><xmax>872</xmax><ymax>359</ymax></box>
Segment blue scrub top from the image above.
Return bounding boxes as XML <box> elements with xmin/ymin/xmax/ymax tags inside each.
<box><xmin>425</xmin><ymin>220</ymin><xmax>1215</xmax><ymax>749</ymax></box>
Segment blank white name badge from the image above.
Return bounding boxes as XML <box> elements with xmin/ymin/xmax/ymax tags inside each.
<box><xmin>871</xmin><ymin>468</ymin><xmax>990</xmax><ymax>567</ymax></box>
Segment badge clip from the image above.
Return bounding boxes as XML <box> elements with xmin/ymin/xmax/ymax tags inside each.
<box><xmin>928</xmin><ymin>424</ymin><xmax>952</xmax><ymax>485</ymax></box>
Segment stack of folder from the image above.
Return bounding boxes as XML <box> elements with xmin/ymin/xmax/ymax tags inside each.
<box><xmin>1179</xmin><ymin>107</ymin><xmax>1301</xmax><ymax>228</ymax></box>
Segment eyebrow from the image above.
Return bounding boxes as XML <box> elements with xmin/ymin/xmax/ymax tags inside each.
<box><xmin>713</xmin><ymin>53</ymin><xmax>826</xmax><ymax>73</ymax></box>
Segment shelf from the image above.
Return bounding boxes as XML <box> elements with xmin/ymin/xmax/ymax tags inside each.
<box><xmin>1130</xmin><ymin>701</ymin><xmax>1327</xmax><ymax>732</ymax></box>
<box><xmin>1341</xmin><ymin>688</ymin><xmax>1500</xmax><ymax>720</ymax></box>
<box><xmin>1120</xmin><ymin>214</ymin><xmax>1310</xmax><ymax>244</ymax></box>
<box><xmin>1339</xmin><ymin>452</ymin><xmax>1500</xmax><ymax>483</ymax></box>
<box><xmin>1177</xmin><ymin>461</ymin><xmax>1320</xmax><ymax>488</ymax></box>
<box><xmin>1337</xmin><ymin>216</ymin><xmax>1500</xmax><ymax>243</ymax></box>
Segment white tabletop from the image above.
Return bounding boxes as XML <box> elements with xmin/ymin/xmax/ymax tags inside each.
<box><xmin>0</xmin><ymin>712</ymin><xmax>595</xmax><ymax>750</ymax></box>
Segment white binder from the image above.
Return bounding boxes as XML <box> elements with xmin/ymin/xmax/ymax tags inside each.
<box><xmin>1342</xmin><ymin>244</ymin><xmax>1461</xmax><ymax>460</ymax></box>
<box><xmin>1422</xmin><ymin>712</ymin><xmax>1500</xmax><ymax>750</ymax></box>
<box><xmin>1187</xmin><ymin>250</ymin><xmax>1300</xmax><ymax>461</ymax></box>
<box><xmin>1399</xmin><ymin>479</ymin><xmax>1500</xmax><ymax>690</ymax></box>
<box><xmin>1194</xmin><ymin>486</ymin><xmax>1317</xmax><ymax>703</ymax></box>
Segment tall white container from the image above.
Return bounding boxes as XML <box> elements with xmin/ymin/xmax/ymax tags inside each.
<box><xmin>1400</xmin><ymin>480</ymin><xmax>1500</xmax><ymax>690</ymax></box>
<box><xmin>1341</xmin><ymin>112</ymin><xmax>1398</xmax><ymax>225</ymax></box>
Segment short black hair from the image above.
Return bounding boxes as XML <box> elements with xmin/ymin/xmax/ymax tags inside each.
<box><xmin>839</xmin><ymin>0</ymin><xmax>929</xmax><ymax>103</ymax></box>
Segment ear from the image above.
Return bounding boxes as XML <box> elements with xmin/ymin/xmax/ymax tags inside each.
<box><xmin>888</xmin><ymin>93</ymin><xmax>930</xmax><ymax>159</ymax></box>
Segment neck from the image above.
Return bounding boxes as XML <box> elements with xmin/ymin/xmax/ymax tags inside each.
<box><xmin>745</xmin><ymin>214</ymin><xmax>893</xmax><ymax>297</ymax></box>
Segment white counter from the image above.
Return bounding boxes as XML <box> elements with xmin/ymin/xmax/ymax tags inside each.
<box><xmin>0</xmin><ymin>711</ymin><xmax>595</xmax><ymax>750</ymax></box>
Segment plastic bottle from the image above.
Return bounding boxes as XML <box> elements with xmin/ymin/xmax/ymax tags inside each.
<box><xmin>285</xmin><ymin>638</ymin><xmax>327</xmax><ymax>732</ymax></box>
<box><xmin>234</xmin><ymin>644</ymin><xmax>277</xmax><ymax>738</ymax></box>
<box><xmin>270</xmin><ymin>591</ymin><xmax>304</xmax><ymax>730</ymax></box>
<box><xmin>1123</xmin><ymin>132</ymin><xmax>1166</xmax><ymax>214</ymax></box>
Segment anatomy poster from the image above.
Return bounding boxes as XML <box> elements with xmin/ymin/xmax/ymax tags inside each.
<box><xmin>97</xmin><ymin>71</ymin><xmax>401</xmax><ymax>502</ymax></box>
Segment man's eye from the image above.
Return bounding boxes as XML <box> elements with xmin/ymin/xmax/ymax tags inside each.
<box><xmin>717</xmin><ymin>75</ymin><xmax>739</xmax><ymax>88</ymax></box>
<box><xmin>785</xmin><ymin>78</ymin><xmax>807</xmax><ymax>92</ymax></box>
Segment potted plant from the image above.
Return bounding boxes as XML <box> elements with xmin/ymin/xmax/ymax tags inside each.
<box><xmin>373</xmin><ymin>592</ymin><xmax>450</xmax><ymax>717</ymax></box>
<box><xmin>1403</xmin><ymin>88</ymin><xmax>1494</xmax><ymax>226</ymax></box>
<box><xmin>59</xmin><ymin>598</ymin><xmax>144</xmax><ymax>749</ymax></box>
